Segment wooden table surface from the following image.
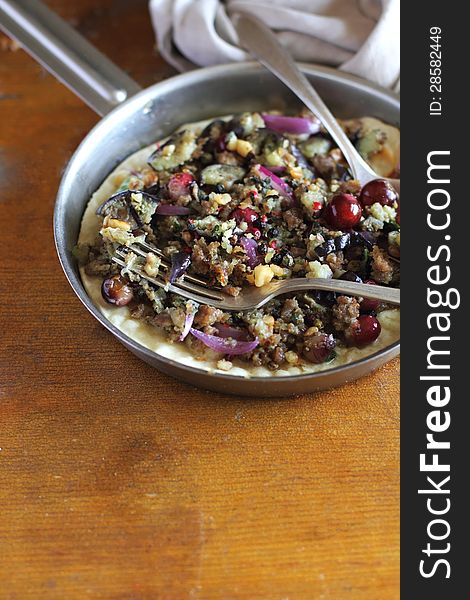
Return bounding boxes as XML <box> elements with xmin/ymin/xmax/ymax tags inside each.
<box><xmin>0</xmin><ymin>2</ymin><xmax>399</xmax><ymax>598</ymax></box>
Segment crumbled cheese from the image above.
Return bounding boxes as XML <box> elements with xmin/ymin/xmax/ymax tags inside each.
<box><xmin>144</xmin><ymin>252</ymin><xmax>161</xmax><ymax>277</ymax></box>
<box><xmin>368</xmin><ymin>202</ymin><xmax>397</xmax><ymax>223</ymax></box>
<box><xmin>221</xmin><ymin>237</ymin><xmax>233</xmax><ymax>254</ymax></box>
<box><xmin>295</xmin><ymin>181</ymin><xmax>327</xmax><ymax>214</ymax></box>
<box><xmin>285</xmin><ymin>351</ymin><xmax>299</xmax><ymax>365</ymax></box>
<box><xmin>217</xmin><ymin>359</ymin><xmax>233</xmax><ymax>371</ymax></box>
<box><xmin>101</xmin><ymin>226</ymin><xmax>132</xmax><ymax>245</ymax></box>
<box><xmin>192</xmin><ymin>216</ymin><xmax>235</xmax><ymax>240</ymax></box>
<box><xmin>308</xmin><ymin>232</ymin><xmax>325</xmax><ymax>247</ymax></box>
<box><xmin>306</xmin><ymin>261</ymin><xmax>333</xmax><ymax>279</ymax></box>
<box><xmin>240</xmin><ymin>112</ymin><xmax>264</xmax><ymax>134</ymax></box>
<box><xmin>264</xmin><ymin>194</ymin><xmax>282</xmax><ymax>213</ymax></box>
<box><xmin>253</xmin><ymin>264</ymin><xmax>275</xmax><ymax>287</ymax></box>
<box><xmin>130</xmin><ymin>192</ymin><xmax>157</xmax><ymax>224</ymax></box>
<box><xmin>226</xmin><ymin>134</ymin><xmax>238</xmax><ymax>151</ymax></box>
<box><xmin>209</xmin><ymin>192</ymin><xmax>232</xmax><ymax>206</ymax></box>
<box><xmin>264</xmin><ymin>249</ymin><xmax>275</xmax><ymax>264</ymax></box>
<box><xmin>362</xmin><ymin>202</ymin><xmax>397</xmax><ymax>232</ymax></box>
<box><xmin>120</xmin><ymin>251</ymin><xmax>144</xmax><ymax>281</ymax></box>
<box><xmin>103</xmin><ymin>216</ymin><xmax>130</xmax><ymax>231</ymax></box>
<box><xmin>235</xmin><ymin>139</ymin><xmax>253</xmax><ymax>158</ymax></box>
<box><xmin>220</xmin><ymin>219</ymin><xmax>236</xmax><ymax>233</ymax></box>
<box><xmin>264</xmin><ymin>150</ymin><xmax>285</xmax><ymax>167</ymax></box>
<box><xmin>248</xmin><ymin>313</ymin><xmax>275</xmax><ymax>341</ymax></box>
<box><xmin>226</xmin><ymin>134</ymin><xmax>254</xmax><ymax>158</ymax></box>
<box><xmin>288</xmin><ymin>166</ymin><xmax>303</xmax><ymax>180</ymax></box>
<box><xmin>361</xmin><ymin>216</ymin><xmax>383</xmax><ymax>232</ymax></box>
<box><xmin>269</xmin><ymin>264</ymin><xmax>289</xmax><ymax>278</ymax></box>
<box><xmin>162</xmin><ymin>144</ymin><xmax>175</xmax><ymax>157</ymax></box>
<box><xmin>307</xmin><ymin>233</ymin><xmax>326</xmax><ymax>258</ymax></box>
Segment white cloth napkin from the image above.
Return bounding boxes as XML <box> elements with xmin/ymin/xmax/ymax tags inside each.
<box><xmin>149</xmin><ymin>0</ymin><xmax>400</xmax><ymax>90</ymax></box>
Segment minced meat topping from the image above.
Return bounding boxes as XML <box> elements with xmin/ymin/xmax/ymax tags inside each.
<box><xmin>78</xmin><ymin>111</ymin><xmax>400</xmax><ymax>371</ymax></box>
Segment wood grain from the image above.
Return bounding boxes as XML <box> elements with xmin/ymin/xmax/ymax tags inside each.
<box><xmin>0</xmin><ymin>2</ymin><xmax>400</xmax><ymax>598</ymax></box>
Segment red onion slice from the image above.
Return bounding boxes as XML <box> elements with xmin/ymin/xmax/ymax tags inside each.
<box><xmin>266</xmin><ymin>165</ymin><xmax>286</xmax><ymax>174</ymax></box>
<box><xmin>262</xmin><ymin>113</ymin><xmax>321</xmax><ymax>135</ymax></box>
<box><xmin>179</xmin><ymin>312</ymin><xmax>195</xmax><ymax>341</ymax></box>
<box><xmin>214</xmin><ymin>323</ymin><xmax>252</xmax><ymax>341</ymax></box>
<box><xmin>258</xmin><ymin>165</ymin><xmax>294</xmax><ymax>202</ymax></box>
<box><xmin>239</xmin><ymin>236</ymin><xmax>260</xmax><ymax>268</ymax></box>
<box><xmin>155</xmin><ymin>204</ymin><xmax>191</xmax><ymax>216</ymax></box>
<box><xmin>190</xmin><ymin>328</ymin><xmax>259</xmax><ymax>355</ymax></box>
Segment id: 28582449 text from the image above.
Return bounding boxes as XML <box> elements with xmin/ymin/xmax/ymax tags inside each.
<box><xmin>429</xmin><ymin>26</ymin><xmax>443</xmax><ymax>116</ymax></box>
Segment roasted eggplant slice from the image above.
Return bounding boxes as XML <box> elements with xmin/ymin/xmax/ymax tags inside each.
<box><xmin>148</xmin><ymin>129</ymin><xmax>197</xmax><ymax>172</ymax></box>
<box><xmin>96</xmin><ymin>189</ymin><xmax>159</xmax><ymax>228</ymax></box>
<box><xmin>300</xmin><ymin>135</ymin><xmax>332</xmax><ymax>158</ymax></box>
<box><xmin>200</xmin><ymin>164</ymin><xmax>246</xmax><ymax>189</ymax></box>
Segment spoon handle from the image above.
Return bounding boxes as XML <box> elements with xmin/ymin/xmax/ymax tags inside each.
<box><xmin>271</xmin><ymin>278</ymin><xmax>400</xmax><ymax>306</ymax></box>
<box><xmin>235</xmin><ymin>13</ymin><xmax>383</xmax><ymax>186</ymax></box>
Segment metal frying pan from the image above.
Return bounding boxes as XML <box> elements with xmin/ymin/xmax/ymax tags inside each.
<box><xmin>0</xmin><ymin>0</ymin><xmax>400</xmax><ymax>397</ymax></box>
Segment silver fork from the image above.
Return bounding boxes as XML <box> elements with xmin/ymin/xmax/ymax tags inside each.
<box><xmin>112</xmin><ymin>240</ymin><xmax>400</xmax><ymax>311</ymax></box>
<box><xmin>234</xmin><ymin>13</ymin><xmax>400</xmax><ymax>195</ymax></box>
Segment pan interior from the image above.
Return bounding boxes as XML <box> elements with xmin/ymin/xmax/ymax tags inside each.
<box><xmin>54</xmin><ymin>62</ymin><xmax>400</xmax><ymax>386</ymax></box>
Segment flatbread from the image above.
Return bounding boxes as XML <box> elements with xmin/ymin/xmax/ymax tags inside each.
<box><xmin>78</xmin><ymin>119</ymin><xmax>400</xmax><ymax>378</ymax></box>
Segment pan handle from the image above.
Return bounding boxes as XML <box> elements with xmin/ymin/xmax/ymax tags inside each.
<box><xmin>0</xmin><ymin>0</ymin><xmax>142</xmax><ymax>115</ymax></box>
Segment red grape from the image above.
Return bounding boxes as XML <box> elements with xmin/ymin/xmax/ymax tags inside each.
<box><xmin>352</xmin><ymin>315</ymin><xmax>381</xmax><ymax>347</ymax></box>
<box><xmin>230</xmin><ymin>207</ymin><xmax>258</xmax><ymax>224</ymax></box>
<box><xmin>360</xmin><ymin>280</ymin><xmax>380</xmax><ymax>312</ymax></box>
<box><xmin>324</xmin><ymin>193</ymin><xmax>362</xmax><ymax>230</ymax></box>
<box><xmin>246</xmin><ymin>226</ymin><xmax>261</xmax><ymax>239</ymax></box>
<box><xmin>168</xmin><ymin>172</ymin><xmax>194</xmax><ymax>200</ymax></box>
<box><xmin>360</xmin><ymin>179</ymin><xmax>398</xmax><ymax>207</ymax></box>
<box><xmin>102</xmin><ymin>275</ymin><xmax>133</xmax><ymax>306</ymax></box>
<box><xmin>303</xmin><ymin>333</ymin><xmax>336</xmax><ymax>364</ymax></box>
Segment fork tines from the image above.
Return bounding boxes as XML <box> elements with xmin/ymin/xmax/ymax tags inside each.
<box><xmin>111</xmin><ymin>239</ymin><xmax>226</xmax><ymax>303</ymax></box>
<box><xmin>124</xmin><ymin>239</ymin><xmax>212</xmax><ymax>287</ymax></box>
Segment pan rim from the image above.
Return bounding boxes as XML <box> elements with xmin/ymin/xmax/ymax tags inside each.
<box><xmin>53</xmin><ymin>61</ymin><xmax>400</xmax><ymax>385</ymax></box>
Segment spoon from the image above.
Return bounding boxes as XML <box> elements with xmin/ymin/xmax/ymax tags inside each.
<box><xmin>234</xmin><ymin>13</ymin><xmax>400</xmax><ymax>194</ymax></box>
